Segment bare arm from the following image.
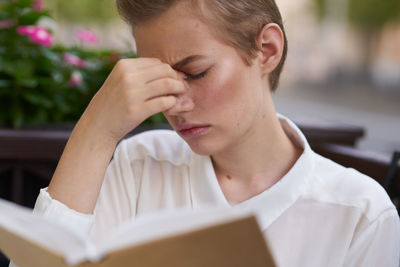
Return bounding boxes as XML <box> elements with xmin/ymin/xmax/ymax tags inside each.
<box><xmin>47</xmin><ymin>58</ymin><xmax>185</xmax><ymax>214</ymax></box>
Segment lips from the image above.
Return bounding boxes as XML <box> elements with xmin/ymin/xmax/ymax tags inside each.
<box><xmin>176</xmin><ymin>123</ymin><xmax>210</xmax><ymax>138</ymax></box>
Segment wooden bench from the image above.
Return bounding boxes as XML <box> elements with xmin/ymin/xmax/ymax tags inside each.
<box><xmin>314</xmin><ymin>144</ymin><xmax>400</xmax><ymax>208</ymax></box>
<box><xmin>2</xmin><ymin>120</ymin><xmax>398</xmax><ymax>209</ymax></box>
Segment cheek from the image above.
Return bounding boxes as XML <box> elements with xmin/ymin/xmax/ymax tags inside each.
<box><xmin>197</xmin><ymin>62</ymin><xmax>255</xmax><ymax>125</ymax></box>
<box><xmin>199</xmin><ymin>62</ymin><xmax>249</xmax><ymax>108</ymax></box>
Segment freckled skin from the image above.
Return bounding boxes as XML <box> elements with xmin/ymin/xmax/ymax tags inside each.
<box><xmin>136</xmin><ymin>4</ymin><xmax>269</xmax><ymax>156</ymax></box>
<box><xmin>134</xmin><ymin>2</ymin><xmax>301</xmax><ymax>204</ymax></box>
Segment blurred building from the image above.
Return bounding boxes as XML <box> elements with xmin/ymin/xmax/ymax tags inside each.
<box><xmin>277</xmin><ymin>0</ymin><xmax>400</xmax><ymax>90</ymax></box>
<box><xmin>275</xmin><ymin>0</ymin><xmax>400</xmax><ymax>155</ymax></box>
<box><xmin>44</xmin><ymin>0</ymin><xmax>400</xmax><ymax>154</ymax></box>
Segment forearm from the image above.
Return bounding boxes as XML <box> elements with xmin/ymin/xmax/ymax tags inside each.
<box><xmin>47</xmin><ymin>115</ymin><xmax>118</xmax><ymax>214</ymax></box>
<box><xmin>46</xmin><ymin>58</ymin><xmax>184</xmax><ymax>214</ymax></box>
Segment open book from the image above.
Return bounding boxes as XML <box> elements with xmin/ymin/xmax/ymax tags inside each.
<box><xmin>0</xmin><ymin>198</ymin><xmax>276</xmax><ymax>267</ymax></box>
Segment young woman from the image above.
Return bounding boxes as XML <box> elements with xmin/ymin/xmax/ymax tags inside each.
<box><xmin>14</xmin><ymin>0</ymin><xmax>400</xmax><ymax>266</ymax></box>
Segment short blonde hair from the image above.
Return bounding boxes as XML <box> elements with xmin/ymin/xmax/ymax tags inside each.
<box><xmin>116</xmin><ymin>0</ymin><xmax>288</xmax><ymax>91</ymax></box>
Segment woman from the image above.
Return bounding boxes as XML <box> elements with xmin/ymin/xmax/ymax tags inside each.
<box><xmin>16</xmin><ymin>0</ymin><xmax>400</xmax><ymax>266</ymax></box>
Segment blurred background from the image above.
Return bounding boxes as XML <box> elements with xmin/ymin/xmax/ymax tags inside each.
<box><xmin>42</xmin><ymin>0</ymin><xmax>400</xmax><ymax>155</ymax></box>
<box><xmin>276</xmin><ymin>0</ymin><xmax>400</xmax><ymax>156</ymax></box>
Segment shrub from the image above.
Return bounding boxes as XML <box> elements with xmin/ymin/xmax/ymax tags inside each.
<box><xmin>0</xmin><ymin>0</ymin><xmax>169</xmax><ymax>129</ymax></box>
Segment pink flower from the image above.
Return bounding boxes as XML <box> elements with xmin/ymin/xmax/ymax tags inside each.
<box><xmin>68</xmin><ymin>71</ymin><xmax>83</xmax><ymax>87</ymax></box>
<box><xmin>30</xmin><ymin>28</ymin><xmax>52</xmax><ymax>46</ymax></box>
<box><xmin>76</xmin><ymin>29</ymin><xmax>98</xmax><ymax>44</ymax></box>
<box><xmin>33</xmin><ymin>0</ymin><xmax>44</xmax><ymax>11</ymax></box>
<box><xmin>0</xmin><ymin>19</ymin><xmax>13</xmax><ymax>29</ymax></box>
<box><xmin>17</xmin><ymin>25</ymin><xmax>53</xmax><ymax>47</ymax></box>
<box><xmin>64</xmin><ymin>53</ymin><xmax>86</xmax><ymax>67</ymax></box>
<box><xmin>17</xmin><ymin>25</ymin><xmax>36</xmax><ymax>35</ymax></box>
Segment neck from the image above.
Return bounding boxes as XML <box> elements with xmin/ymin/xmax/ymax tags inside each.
<box><xmin>212</xmin><ymin>110</ymin><xmax>302</xmax><ymax>204</ymax></box>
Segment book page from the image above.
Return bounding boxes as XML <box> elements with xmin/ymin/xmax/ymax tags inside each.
<box><xmin>0</xmin><ymin>198</ymin><xmax>101</xmax><ymax>265</ymax></box>
<box><xmin>97</xmin><ymin>206</ymin><xmax>254</xmax><ymax>254</ymax></box>
<box><xmin>0</xmin><ymin>199</ymin><xmax>264</xmax><ymax>266</ymax></box>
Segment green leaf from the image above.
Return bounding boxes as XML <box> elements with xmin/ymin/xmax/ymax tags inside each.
<box><xmin>14</xmin><ymin>0</ymin><xmax>33</xmax><ymax>9</ymax></box>
<box><xmin>3</xmin><ymin>59</ymin><xmax>34</xmax><ymax>80</ymax></box>
<box><xmin>22</xmin><ymin>91</ymin><xmax>53</xmax><ymax>108</ymax></box>
<box><xmin>42</xmin><ymin>49</ymin><xmax>59</xmax><ymax>61</ymax></box>
<box><xmin>0</xmin><ymin>0</ymin><xmax>140</xmax><ymax>127</ymax></box>
<box><xmin>0</xmin><ymin>80</ymin><xmax>12</xmax><ymax>88</ymax></box>
<box><xmin>19</xmin><ymin>79</ymin><xmax>38</xmax><ymax>88</ymax></box>
<box><xmin>31</xmin><ymin>108</ymin><xmax>48</xmax><ymax>123</ymax></box>
<box><xmin>11</xmin><ymin>101</ymin><xmax>24</xmax><ymax>129</ymax></box>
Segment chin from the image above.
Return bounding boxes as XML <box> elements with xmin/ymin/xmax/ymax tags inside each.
<box><xmin>183</xmin><ymin>137</ymin><xmax>223</xmax><ymax>156</ymax></box>
<box><xmin>188</xmin><ymin>145</ymin><xmax>213</xmax><ymax>156</ymax></box>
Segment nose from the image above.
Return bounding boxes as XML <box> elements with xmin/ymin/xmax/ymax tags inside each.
<box><xmin>165</xmin><ymin>92</ymin><xmax>195</xmax><ymax>116</ymax></box>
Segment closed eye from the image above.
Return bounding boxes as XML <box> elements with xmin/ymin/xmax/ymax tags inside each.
<box><xmin>184</xmin><ymin>69</ymin><xmax>209</xmax><ymax>81</ymax></box>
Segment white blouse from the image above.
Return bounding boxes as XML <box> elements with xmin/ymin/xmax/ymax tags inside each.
<box><xmin>16</xmin><ymin>115</ymin><xmax>400</xmax><ymax>267</ymax></box>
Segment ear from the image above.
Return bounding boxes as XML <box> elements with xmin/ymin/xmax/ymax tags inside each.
<box><xmin>256</xmin><ymin>23</ymin><xmax>284</xmax><ymax>76</ymax></box>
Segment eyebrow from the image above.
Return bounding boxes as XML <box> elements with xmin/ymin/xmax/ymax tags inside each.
<box><xmin>172</xmin><ymin>55</ymin><xmax>206</xmax><ymax>70</ymax></box>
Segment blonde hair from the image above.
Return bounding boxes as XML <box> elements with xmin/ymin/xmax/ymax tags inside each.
<box><xmin>116</xmin><ymin>0</ymin><xmax>288</xmax><ymax>91</ymax></box>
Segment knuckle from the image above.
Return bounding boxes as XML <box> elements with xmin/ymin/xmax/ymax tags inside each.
<box><xmin>161</xmin><ymin>78</ymin><xmax>174</xmax><ymax>88</ymax></box>
<box><xmin>115</xmin><ymin>59</ymin><xmax>128</xmax><ymax>70</ymax></box>
<box><xmin>151</xmin><ymin>58</ymin><xmax>162</xmax><ymax>63</ymax></box>
<box><xmin>159</xmin><ymin>99</ymin><xmax>169</xmax><ymax>109</ymax></box>
<box><xmin>155</xmin><ymin>97</ymin><xmax>165</xmax><ymax>108</ymax></box>
<box><xmin>120</xmin><ymin>72</ymin><xmax>131</xmax><ymax>85</ymax></box>
<box><xmin>160</xmin><ymin>97</ymin><xmax>174</xmax><ymax>109</ymax></box>
<box><xmin>161</xmin><ymin>63</ymin><xmax>175</xmax><ymax>76</ymax></box>
<box><xmin>125</xmin><ymin>103</ymin><xmax>137</xmax><ymax>117</ymax></box>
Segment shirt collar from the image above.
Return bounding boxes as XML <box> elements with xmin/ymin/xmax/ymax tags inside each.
<box><xmin>189</xmin><ymin>114</ymin><xmax>316</xmax><ymax>230</ymax></box>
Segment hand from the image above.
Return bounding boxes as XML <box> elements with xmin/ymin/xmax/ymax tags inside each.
<box><xmin>80</xmin><ymin>58</ymin><xmax>185</xmax><ymax>143</ymax></box>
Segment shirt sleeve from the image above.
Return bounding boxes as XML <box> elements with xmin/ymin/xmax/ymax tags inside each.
<box><xmin>33</xmin><ymin>188</ymin><xmax>95</xmax><ymax>236</ymax></box>
<box><xmin>344</xmin><ymin>208</ymin><xmax>400</xmax><ymax>267</ymax></box>
<box><xmin>32</xmin><ymin>139</ymin><xmax>139</xmax><ymax>242</ymax></box>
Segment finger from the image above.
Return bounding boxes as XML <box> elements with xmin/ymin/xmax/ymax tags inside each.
<box><xmin>115</xmin><ymin>58</ymin><xmax>162</xmax><ymax>73</ymax></box>
<box><xmin>114</xmin><ymin>74</ymin><xmax>184</xmax><ymax>103</ymax></box>
<box><xmin>143</xmin><ymin>78</ymin><xmax>186</xmax><ymax>100</ymax></box>
<box><xmin>106</xmin><ymin>58</ymin><xmax>163</xmax><ymax>87</ymax></box>
<box><xmin>164</xmin><ymin>95</ymin><xmax>195</xmax><ymax>116</ymax></box>
<box><xmin>144</xmin><ymin>95</ymin><xmax>177</xmax><ymax>116</ymax></box>
<box><xmin>134</xmin><ymin>63</ymin><xmax>179</xmax><ymax>84</ymax></box>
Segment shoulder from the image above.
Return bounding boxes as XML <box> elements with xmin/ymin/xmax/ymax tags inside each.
<box><xmin>114</xmin><ymin>130</ymin><xmax>191</xmax><ymax>166</ymax></box>
<box><xmin>307</xmin><ymin>152</ymin><xmax>397</xmax><ymax>222</ymax></box>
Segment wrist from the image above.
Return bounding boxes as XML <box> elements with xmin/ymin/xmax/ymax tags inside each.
<box><xmin>74</xmin><ymin>112</ymin><xmax>120</xmax><ymax>150</ymax></box>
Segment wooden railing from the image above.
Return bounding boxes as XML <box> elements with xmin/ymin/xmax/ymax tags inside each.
<box><xmin>314</xmin><ymin>144</ymin><xmax>400</xmax><ymax>207</ymax></box>
<box><xmin>1</xmin><ymin>120</ymin><xmax>398</xmax><ymax>209</ymax></box>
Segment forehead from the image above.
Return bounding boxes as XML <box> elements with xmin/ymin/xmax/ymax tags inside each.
<box><xmin>134</xmin><ymin>2</ymin><xmax>220</xmax><ymax>64</ymax></box>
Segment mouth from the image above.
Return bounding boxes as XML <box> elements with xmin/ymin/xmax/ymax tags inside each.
<box><xmin>176</xmin><ymin>123</ymin><xmax>211</xmax><ymax>138</ymax></box>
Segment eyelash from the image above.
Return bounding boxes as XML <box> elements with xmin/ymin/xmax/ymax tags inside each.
<box><xmin>184</xmin><ymin>69</ymin><xmax>209</xmax><ymax>81</ymax></box>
